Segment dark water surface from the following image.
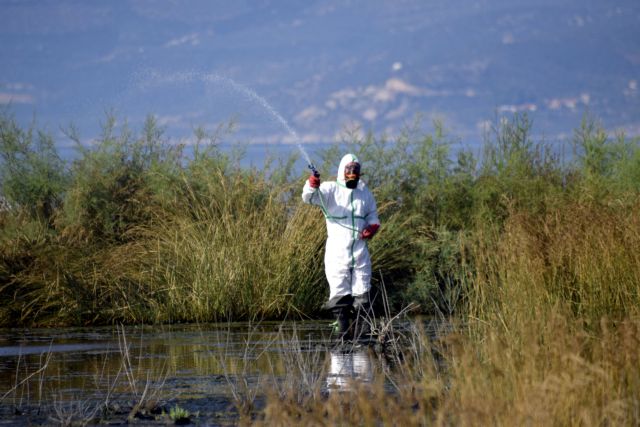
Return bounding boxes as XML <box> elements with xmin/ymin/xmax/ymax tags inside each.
<box><xmin>0</xmin><ymin>320</ymin><xmax>433</xmax><ymax>425</ymax></box>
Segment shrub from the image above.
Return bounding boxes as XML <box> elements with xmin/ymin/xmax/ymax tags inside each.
<box><xmin>0</xmin><ymin>110</ymin><xmax>68</xmax><ymax>224</ymax></box>
<box><xmin>60</xmin><ymin>113</ymin><xmax>181</xmax><ymax>244</ymax></box>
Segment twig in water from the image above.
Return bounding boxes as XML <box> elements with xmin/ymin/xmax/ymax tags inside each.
<box><xmin>0</xmin><ymin>343</ymin><xmax>53</xmax><ymax>405</ymax></box>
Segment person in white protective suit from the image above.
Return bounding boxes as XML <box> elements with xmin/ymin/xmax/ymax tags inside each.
<box><xmin>301</xmin><ymin>153</ymin><xmax>380</xmax><ymax>339</ymax></box>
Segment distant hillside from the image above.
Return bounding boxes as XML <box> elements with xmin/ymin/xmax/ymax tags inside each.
<box><xmin>1</xmin><ymin>0</ymin><xmax>638</xmax><ymax>152</ymax></box>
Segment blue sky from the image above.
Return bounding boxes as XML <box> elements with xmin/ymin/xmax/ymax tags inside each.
<box><xmin>1</xmin><ymin>0</ymin><xmax>639</xmax><ymax>164</ymax></box>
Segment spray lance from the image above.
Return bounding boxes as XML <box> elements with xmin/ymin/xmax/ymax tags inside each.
<box><xmin>308</xmin><ymin>163</ymin><xmax>320</xmax><ymax>178</ymax></box>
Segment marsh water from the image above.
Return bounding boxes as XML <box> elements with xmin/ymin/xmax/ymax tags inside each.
<box><xmin>0</xmin><ymin>319</ymin><xmax>439</xmax><ymax>425</ymax></box>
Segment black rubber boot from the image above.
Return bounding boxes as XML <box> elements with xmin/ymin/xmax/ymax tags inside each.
<box><xmin>353</xmin><ymin>292</ymin><xmax>373</xmax><ymax>341</ymax></box>
<box><xmin>326</xmin><ymin>295</ymin><xmax>354</xmax><ymax>341</ymax></box>
<box><xmin>332</xmin><ymin>306</ymin><xmax>352</xmax><ymax>340</ymax></box>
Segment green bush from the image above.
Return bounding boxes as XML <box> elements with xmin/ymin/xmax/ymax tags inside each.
<box><xmin>571</xmin><ymin>113</ymin><xmax>640</xmax><ymax>198</ymax></box>
<box><xmin>60</xmin><ymin>113</ymin><xmax>182</xmax><ymax>243</ymax></box>
<box><xmin>0</xmin><ymin>110</ymin><xmax>68</xmax><ymax>224</ymax></box>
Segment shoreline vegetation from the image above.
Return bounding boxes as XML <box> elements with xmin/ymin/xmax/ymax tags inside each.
<box><xmin>2</xmin><ymin>109</ymin><xmax>640</xmax><ymax>424</ymax></box>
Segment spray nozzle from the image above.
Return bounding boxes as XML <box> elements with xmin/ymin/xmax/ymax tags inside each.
<box><xmin>308</xmin><ymin>163</ymin><xmax>320</xmax><ymax>177</ymax></box>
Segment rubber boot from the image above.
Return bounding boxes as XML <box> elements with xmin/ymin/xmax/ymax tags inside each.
<box><xmin>327</xmin><ymin>295</ymin><xmax>354</xmax><ymax>341</ymax></box>
<box><xmin>332</xmin><ymin>306</ymin><xmax>353</xmax><ymax>340</ymax></box>
<box><xmin>353</xmin><ymin>292</ymin><xmax>373</xmax><ymax>341</ymax></box>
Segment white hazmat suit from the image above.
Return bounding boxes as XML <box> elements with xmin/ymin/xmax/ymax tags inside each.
<box><xmin>301</xmin><ymin>154</ymin><xmax>380</xmax><ymax>304</ymax></box>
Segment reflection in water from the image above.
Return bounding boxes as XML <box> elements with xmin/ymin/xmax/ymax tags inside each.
<box><xmin>326</xmin><ymin>348</ymin><xmax>373</xmax><ymax>392</ymax></box>
<box><xmin>0</xmin><ymin>322</ymin><xmax>336</xmax><ymax>401</ymax></box>
<box><xmin>0</xmin><ymin>319</ymin><xmax>436</xmax><ymax>424</ymax></box>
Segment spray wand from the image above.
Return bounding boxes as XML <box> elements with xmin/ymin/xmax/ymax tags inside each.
<box><xmin>308</xmin><ymin>163</ymin><xmax>320</xmax><ymax>178</ymax></box>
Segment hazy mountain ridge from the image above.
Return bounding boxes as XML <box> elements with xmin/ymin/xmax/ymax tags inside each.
<box><xmin>0</xmin><ymin>0</ymin><xmax>638</xmax><ymax>148</ymax></box>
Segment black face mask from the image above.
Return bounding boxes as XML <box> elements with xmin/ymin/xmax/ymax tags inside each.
<box><xmin>344</xmin><ymin>161</ymin><xmax>360</xmax><ymax>189</ymax></box>
<box><xmin>345</xmin><ymin>178</ymin><xmax>359</xmax><ymax>189</ymax></box>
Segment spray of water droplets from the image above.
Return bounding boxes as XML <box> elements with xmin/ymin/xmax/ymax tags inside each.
<box><xmin>131</xmin><ymin>70</ymin><xmax>313</xmax><ymax>167</ymax></box>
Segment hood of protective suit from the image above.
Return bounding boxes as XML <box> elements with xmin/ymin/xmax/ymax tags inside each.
<box><xmin>336</xmin><ymin>153</ymin><xmax>364</xmax><ymax>189</ymax></box>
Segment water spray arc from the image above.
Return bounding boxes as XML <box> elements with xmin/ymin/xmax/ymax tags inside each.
<box><xmin>201</xmin><ymin>74</ymin><xmax>315</xmax><ymax>171</ymax></box>
<box><xmin>134</xmin><ymin>70</ymin><xmax>318</xmax><ymax>174</ymax></box>
<box><xmin>216</xmin><ymin>77</ymin><xmax>322</xmax><ymax>178</ymax></box>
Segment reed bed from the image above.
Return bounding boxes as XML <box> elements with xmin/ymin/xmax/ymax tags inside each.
<box><xmin>446</xmin><ymin>197</ymin><xmax>640</xmax><ymax>425</ymax></box>
<box><xmin>141</xmin><ymin>176</ymin><xmax>327</xmax><ymax>322</ymax></box>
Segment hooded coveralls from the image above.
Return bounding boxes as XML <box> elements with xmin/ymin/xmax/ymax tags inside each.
<box><xmin>301</xmin><ymin>154</ymin><xmax>380</xmax><ymax>306</ymax></box>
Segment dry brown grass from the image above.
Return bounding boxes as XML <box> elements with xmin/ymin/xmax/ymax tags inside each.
<box><xmin>440</xmin><ymin>198</ymin><xmax>640</xmax><ymax>426</ymax></box>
